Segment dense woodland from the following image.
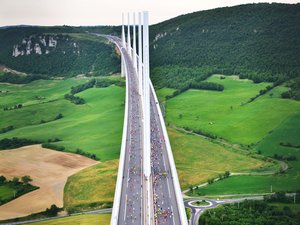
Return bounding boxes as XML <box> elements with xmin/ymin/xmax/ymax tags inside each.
<box><xmin>199</xmin><ymin>197</ymin><xmax>300</xmax><ymax>225</ymax></box>
<box><xmin>0</xmin><ymin>27</ymin><xmax>120</xmax><ymax>76</ymax></box>
<box><xmin>149</xmin><ymin>3</ymin><xmax>300</xmax><ymax>97</ymax></box>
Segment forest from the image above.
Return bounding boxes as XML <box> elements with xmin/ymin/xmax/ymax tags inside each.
<box><xmin>0</xmin><ymin>27</ymin><xmax>120</xmax><ymax>76</ymax></box>
<box><xmin>199</xmin><ymin>197</ymin><xmax>300</xmax><ymax>225</ymax></box>
<box><xmin>149</xmin><ymin>3</ymin><xmax>300</xmax><ymax>96</ymax></box>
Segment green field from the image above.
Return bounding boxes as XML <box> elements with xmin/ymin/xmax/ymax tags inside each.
<box><xmin>164</xmin><ymin>75</ymin><xmax>300</xmax><ymax>195</ymax></box>
<box><xmin>168</xmin><ymin>128</ymin><xmax>275</xmax><ymax>189</ymax></box>
<box><xmin>166</xmin><ymin>75</ymin><xmax>300</xmax><ymax>145</ymax></box>
<box><xmin>64</xmin><ymin>160</ymin><xmax>118</xmax><ymax>212</ymax></box>
<box><xmin>27</xmin><ymin>214</ymin><xmax>111</xmax><ymax>225</ymax></box>
<box><xmin>0</xmin><ymin>184</ymin><xmax>15</xmax><ymax>202</ymax></box>
<box><xmin>0</xmin><ymin>78</ymin><xmax>125</xmax><ymax>161</ymax></box>
<box><xmin>191</xmin><ymin>175</ymin><xmax>300</xmax><ymax>196</ymax></box>
<box><xmin>156</xmin><ymin>87</ymin><xmax>175</xmax><ymax>102</ymax></box>
<box><xmin>0</xmin><ymin>182</ymin><xmax>38</xmax><ymax>205</ymax></box>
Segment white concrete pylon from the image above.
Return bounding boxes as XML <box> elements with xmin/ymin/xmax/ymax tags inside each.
<box><xmin>138</xmin><ymin>12</ymin><xmax>143</xmax><ymax>96</ymax></box>
<box><xmin>143</xmin><ymin>11</ymin><xmax>150</xmax><ymax>179</ymax></box>
<box><xmin>133</xmin><ymin>13</ymin><xmax>137</xmax><ymax>71</ymax></box>
<box><xmin>143</xmin><ymin>11</ymin><xmax>152</xmax><ymax>225</ymax></box>
<box><xmin>127</xmin><ymin>13</ymin><xmax>132</xmax><ymax>58</ymax></box>
<box><xmin>121</xmin><ymin>13</ymin><xmax>126</xmax><ymax>77</ymax></box>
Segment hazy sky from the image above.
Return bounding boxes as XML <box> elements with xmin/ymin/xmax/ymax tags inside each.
<box><xmin>0</xmin><ymin>0</ymin><xmax>299</xmax><ymax>26</ymax></box>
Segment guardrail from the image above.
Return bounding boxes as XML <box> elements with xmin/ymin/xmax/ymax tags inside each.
<box><xmin>107</xmin><ymin>38</ymin><xmax>129</xmax><ymax>225</ymax></box>
<box><xmin>149</xmin><ymin>81</ymin><xmax>189</xmax><ymax>225</ymax></box>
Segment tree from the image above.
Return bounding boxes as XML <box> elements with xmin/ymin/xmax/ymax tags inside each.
<box><xmin>45</xmin><ymin>204</ymin><xmax>60</xmax><ymax>216</ymax></box>
<box><xmin>21</xmin><ymin>175</ymin><xmax>32</xmax><ymax>184</ymax></box>
<box><xmin>12</xmin><ymin>177</ymin><xmax>19</xmax><ymax>184</ymax></box>
<box><xmin>0</xmin><ymin>175</ymin><xmax>6</xmax><ymax>184</ymax></box>
<box><xmin>55</xmin><ymin>113</ymin><xmax>63</xmax><ymax>120</ymax></box>
<box><xmin>224</xmin><ymin>171</ymin><xmax>230</xmax><ymax>178</ymax></box>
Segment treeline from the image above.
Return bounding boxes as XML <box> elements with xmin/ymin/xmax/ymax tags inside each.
<box><xmin>0</xmin><ymin>175</ymin><xmax>38</xmax><ymax>205</ymax></box>
<box><xmin>0</xmin><ymin>125</ymin><xmax>14</xmax><ymax>134</ymax></box>
<box><xmin>150</xmin><ymin>3</ymin><xmax>300</xmax><ymax>88</ymax></box>
<box><xmin>64</xmin><ymin>79</ymin><xmax>96</xmax><ymax>104</ymax></box>
<box><xmin>42</xmin><ymin>143</ymin><xmax>99</xmax><ymax>160</ymax></box>
<box><xmin>182</xmin><ymin>126</ymin><xmax>217</xmax><ymax>139</ymax></box>
<box><xmin>280</xmin><ymin>142</ymin><xmax>300</xmax><ymax>149</ymax></box>
<box><xmin>71</xmin><ymin>79</ymin><xmax>96</xmax><ymax>94</ymax></box>
<box><xmin>0</xmin><ymin>72</ymin><xmax>46</xmax><ymax>84</ymax></box>
<box><xmin>199</xmin><ymin>198</ymin><xmax>300</xmax><ymax>225</ymax></box>
<box><xmin>264</xmin><ymin>191</ymin><xmax>300</xmax><ymax>203</ymax></box>
<box><xmin>3</xmin><ymin>103</ymin><xmax>22</xmax><ymax>111</ymax></box>
<box><xmin>0</xmin><ymin>137</ymin><xmax>40</xmax><ymax>149</ymax></box>
<box><xmin>273</xmin><ymin>154</ymin><xmax>297</xmax><ymax>161</ymax></box>
<box><xmin>281</xmin><ymin>77</ymin><xmax>300</xmax><ymax>100</ymax></box>
<box><xmin>190</xmin><ymin>81</ymin><xmax>224</xmax><ymax>91</ymax></box>
<box><xmin>40</xmin><ymin>113</ymin><xmax>63</xmax><ymax>124</ymax></box>
<box><xmin>243</xmin><ymin>84</ymin><xmax>276</xmax><ymax>105</ymax></box>
<box><xmin>95</xmin><ymin>77</ymin><xmax>125</xmax><ymax>88</ymax></box>
<box><xmin>64</xmin><ymin>94</ymin><xmax>85</xmax><ymax>104</ymax></box>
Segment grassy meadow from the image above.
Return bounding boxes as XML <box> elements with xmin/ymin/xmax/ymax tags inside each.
<box><xmin>191</xmin><ymin>175</ymin><xmax>300</xmax><ymax>196</ymax></box>
<box><xmin>0</xmin><ymin>78</ymin><xmax>125</xmax><ymax>161</ymax></box>
<box><xmin>166</xmin><ymin>75</ymin><xmax>300</xmax><ymax>145</ymax></box>
<box><xmin>27</xmin><ymin>214</ymin><xmax>111</xmax><ymax>225</ymax></box>
<box><xmin>64</xmin><ymin>160</ymin><xmax>118</xmax><ymax>212</ymax></box>
<box><xmin>165</xmin><ymin>75</ymin><xmax>300</xmax><ymax>195</ymax></box>
<box><xmin>168</xmin><ymin>128</ymin><xmax>275</xmax><ymax>189</ymax></box>
<box><xmin>0</xmin><ymin>185</ymin><xmax>15</xmax><ymax>202</ymax></box>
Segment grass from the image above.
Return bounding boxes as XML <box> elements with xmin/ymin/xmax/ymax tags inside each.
<box><xmin>0</xmin><ymin>79</ymin><xmax>125</xmax><ymax>161</ymax></box>
<box><xmin>156</xmin><ymin>87</ymin><xmax>175</xmax><ymax>102</ymax></box>
<box><xmin>191</xmin><ymin>200</ymin><xmax>210</xmax><ymax>206</ymax></box>
<box><xmin>0</xmin><ymin>182</ymin><xmax>39</xmax><ymax>205</ymax></box>
<box><xmin>26</xmin><ymin>214</ymin><xmax>111</xmax><ymax>225</ymax></box>
<box><xmin>64</xmin><ymin>160</ymin><xmax>118</xmax><ymax>212</ymax></box>
<box><xmin>168</xmin><ymin>128</ymin><xmax>274</xmax><ymax>189</ymax></box>
<box><xmin>256</xmin><ymin>110</ymin><xmax>300</xmax><ymax>158</ymax></box>
<box><xmin>0</xmin><ymin>79</ymin><xmax>86</xmax><ymax>109</ymax></box>
<box><xmin>0</xmin><ymin>185</ymin><xmax>15</xmax><ymax>201</ymax></box>
<box><xmin>164</xmin><ymin>75</ymin><xmax>300</xmax><ymax>195</ymax></box>
<box><xmin>166</xmin><ymin>75</ymin><xmax>300</xmax><ymax>145</ymax></box>
<box><xmin>191</xmin><ymin>175</ymin><xmax>300</xmax><ymax>196</ymax></box>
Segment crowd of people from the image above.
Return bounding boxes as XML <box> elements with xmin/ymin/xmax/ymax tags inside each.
<box><xmin>150</xmin><ymin>102</ymin><xmax>174</xmax><ymax>224</ymax></box>
<box><xmin>123</xmin><ymin>63</ymin><xmax>143</xmax><ymax>224</ymax></box>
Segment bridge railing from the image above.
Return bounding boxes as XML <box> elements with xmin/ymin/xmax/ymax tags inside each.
<box><xmin>108</xmin><ymin>38</ymin><xmax>129</xmax><ymax>225</ymax></box>
<box><xmin>149</xmin><ymin>81</ymin><xmax>189</xmax><ymax>225</ymax></box>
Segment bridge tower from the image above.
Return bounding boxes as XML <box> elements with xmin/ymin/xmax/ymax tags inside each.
<box><xmin>138</xmin><ymin>12</ymin><xmax>143</xmax><ymax>96</ymax></box>
<box><xmin>121</xmin><ymin>13</ymin><xmax>126</xmax><ymax>77</ymax></box>
<box><xmin>133</xmin><ymin>13</ymin><xmax>137</xmax><ymax>71</ymax></box>
<box><xmin>127</xmin><ymin>13</ymin><xmax>132</xmax><ymax>58</ymax></box>
<box><xmin>142</xmin><ymin>11</ymin><xmax>153</xmax><ymax>225</ymax></box>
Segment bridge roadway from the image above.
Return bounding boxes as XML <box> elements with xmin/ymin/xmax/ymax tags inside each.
<box><xmin>108</xmin><ymin>36</ymin><xmax>144</xmax><ymax>225</ymax></box>
<box><xmin>150</xmin><ymin>91</ymin><xmax>181</xmax><ymax>225</ymax></box>
<box><xmin>106</xmin><ymin>35</ymin><xmax>182</xmax><ymax>225</ymax></box>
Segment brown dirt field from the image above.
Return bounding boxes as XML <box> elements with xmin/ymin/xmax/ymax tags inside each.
<box><xmin>0</xmin><ymin>145</ymin><xmax>98</xmax><ymax>220</ymax></box>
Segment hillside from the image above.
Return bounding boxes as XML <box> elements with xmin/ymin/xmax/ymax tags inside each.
<box><xmin>149</xmin><ymin>3</ymin><xmax>300</xmax><ymax>98</ymax></box>
<box><xmin>0</xmin><ymin>27</ymin><xmax>120</xmax><ymax>77</ymax></box>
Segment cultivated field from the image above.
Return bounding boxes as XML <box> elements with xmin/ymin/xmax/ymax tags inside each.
<box><xmin>27</xmin><ymin>214</ymin><xmax>111</xmax><ymax>225</ymax></box>
<box><xmin>168</xmin><ymin>128</ymin><xmax>275</xmax><ymax>189</ymax></box>
<box><xmin>0</xmin><ymin>145</ymin><xmax>97</xmax><ymax>220</ymax></box>
<box><xmin>64</xmin><ymin>159</ymin><xmax>118</xmax><ymax>212</ymax></box>
<box><xmin>0</xmin><ymin>79</ymin><xmax>125</xmax><ymax>161</ymax></box>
